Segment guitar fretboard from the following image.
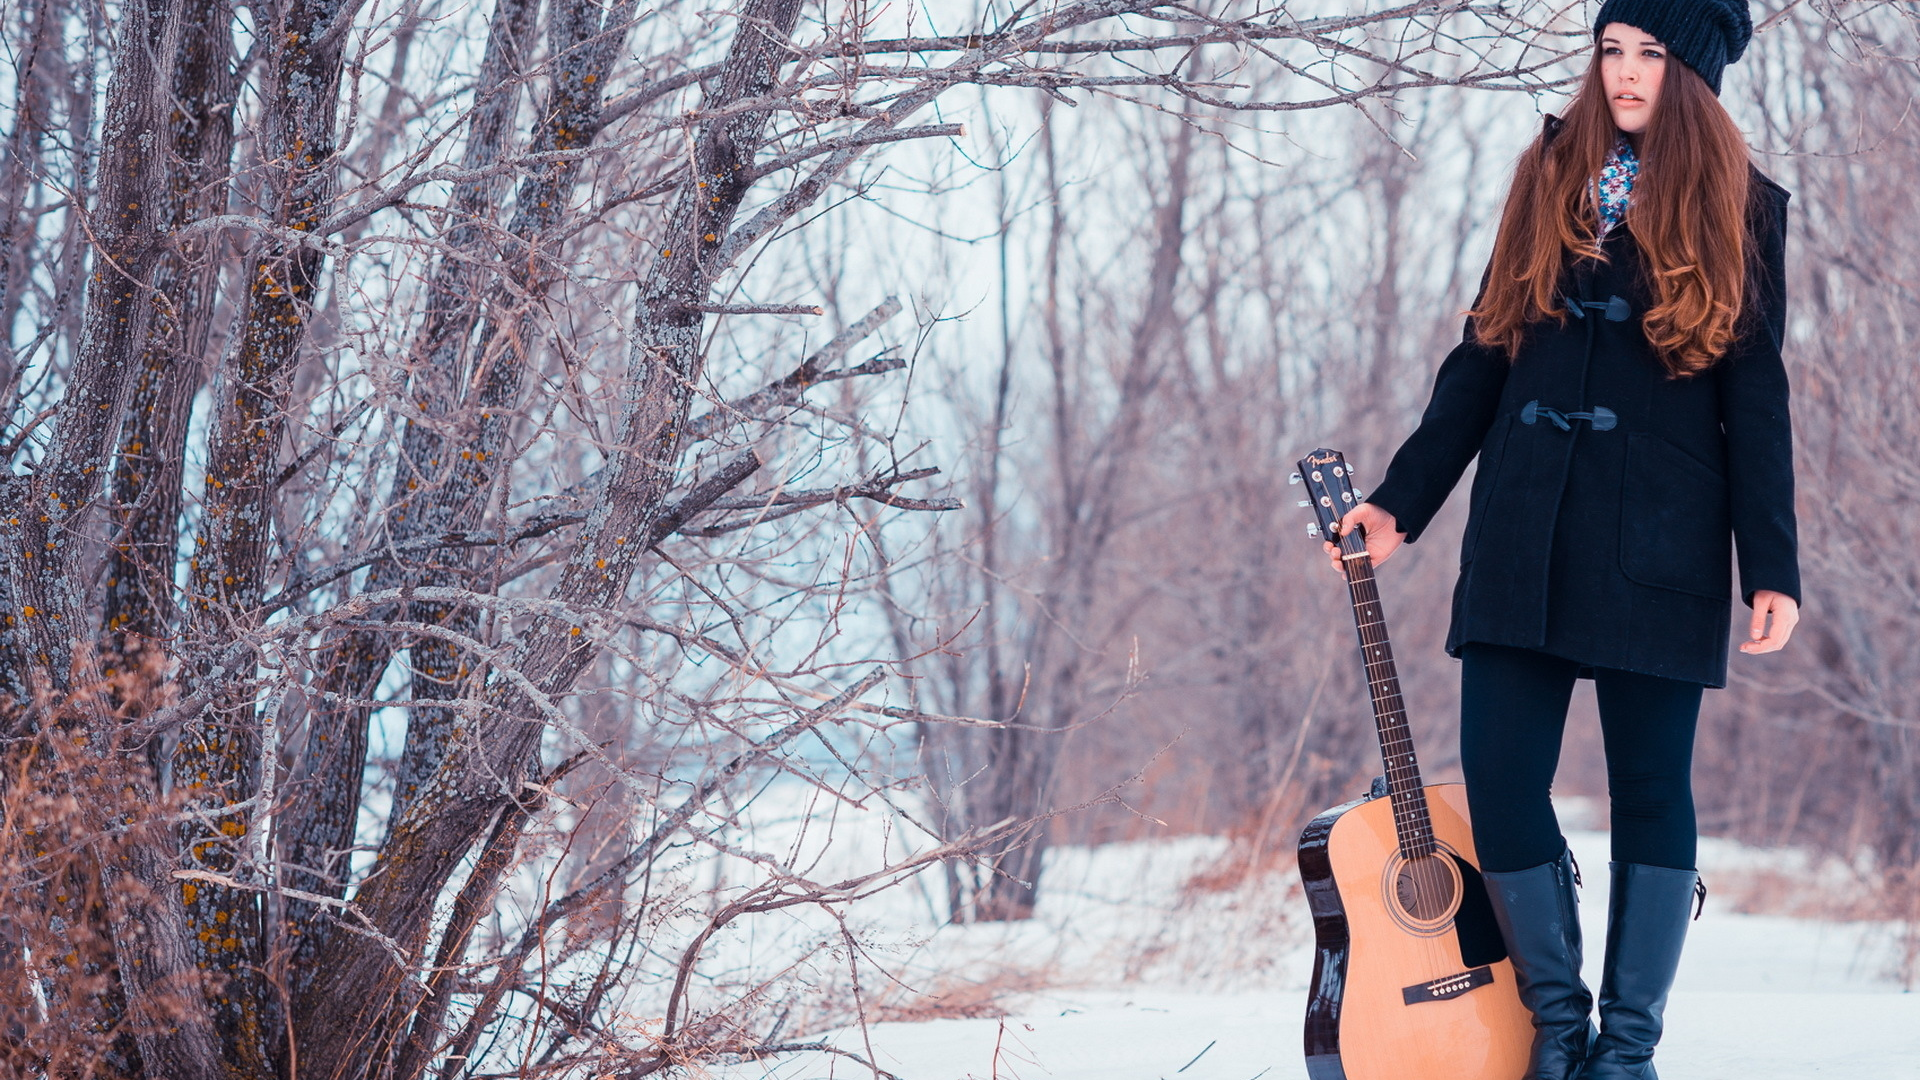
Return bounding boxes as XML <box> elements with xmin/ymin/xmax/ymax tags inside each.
<box><xmin>1338</xmin><ymin>525</ymin><xmax>1437</xmax><ymax>858</ymax></box>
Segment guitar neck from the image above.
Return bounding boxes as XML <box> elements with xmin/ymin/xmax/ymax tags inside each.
<box><xmin>1338</xmin><ymin>527</ymin><xmax>1437</xmax><ymax>858</ymax></box>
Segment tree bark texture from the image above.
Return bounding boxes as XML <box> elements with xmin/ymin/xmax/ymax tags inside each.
<box><xmin>278</xmin><ymin>0</ymin><xmax>540</xmax><ymax>980</ymax></box>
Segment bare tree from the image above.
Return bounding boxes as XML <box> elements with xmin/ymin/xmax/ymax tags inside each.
<box><xmin>909</xmin><ymin>0</ymin><xmax>1920</xmax><ymax>954</ymax></box>
<box><xmin>911</xmin><ymin>51</ymin><xmax>1529</xmax><ymax>912</ymax></box>
<box><xmin>0</xmin><ymin>0</ymin><xmax>1598</xmax><ymax>1074</ymax></box>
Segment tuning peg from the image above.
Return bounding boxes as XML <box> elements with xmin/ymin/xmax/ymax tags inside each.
<box><xmin>1289</xmin><ymin>472</ymin><xmax>1302</xmax><ymax>485</ymax></box>
<box><xmin>1306</xmin><ymin>524</ymin><xmax>1321</xmax><ymax>538</ymax></box>
<box><xmin>1297</xmin><ymin>499</ymin><xmax>1310</xmax><ymax>508</ymax></box>
<box><xmin>1353</xmin><ymin>490</ymin><xmax>1366</xmax><ymax>501</ymax></box>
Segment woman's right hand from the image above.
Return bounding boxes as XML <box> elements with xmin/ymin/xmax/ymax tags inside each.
<box><xmin>1322</xmin><ymin>503</ymin><xmax>1407</xmax><ymax>576</ymax></box>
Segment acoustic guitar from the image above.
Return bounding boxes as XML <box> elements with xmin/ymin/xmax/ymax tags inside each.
<box><xmin>1292</xmin><ymin>448</ymin><xmax>1533</xmax><ymax>1080</ymax></box>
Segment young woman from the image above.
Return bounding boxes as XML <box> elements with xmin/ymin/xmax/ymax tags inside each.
<box><xmin>1325</xmin><ymin>1</ymin><xmax>1798</xmax><ymax>1077</ymax></box>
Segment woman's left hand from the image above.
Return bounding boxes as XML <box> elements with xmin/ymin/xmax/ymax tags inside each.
<box><xmin>1738</xmin><ymin>590</ymin><xmax>1799</xmax><ymax>655</ymax></box>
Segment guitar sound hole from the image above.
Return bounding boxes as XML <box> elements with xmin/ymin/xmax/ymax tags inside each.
<box><xmin>1394</xmin><ymin>854</ymin><xmax>1460</xmax><ymax>921</ymax></box>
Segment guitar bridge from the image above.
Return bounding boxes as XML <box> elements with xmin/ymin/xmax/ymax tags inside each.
<box><xmin>1401</xmin><ymin>965</ymin><xmax>1495</xmax><ymax>1005</ymax></box>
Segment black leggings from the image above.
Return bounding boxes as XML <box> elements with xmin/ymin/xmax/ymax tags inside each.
<box><xmin>1458</xmin><ymin>642</ymin><xmax>1704</xmax><ymax>874</ymax></box>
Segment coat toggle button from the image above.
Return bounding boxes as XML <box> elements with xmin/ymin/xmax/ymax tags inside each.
<box><xmin>1521</xmin><ymin>401</ymin><xmax>1617</xmax><ymax>432</ymax></box>
<box><xmin>1562</xmin><ymin>294</ymin><xmax>1632</xmax><ymax>321</ymax></box>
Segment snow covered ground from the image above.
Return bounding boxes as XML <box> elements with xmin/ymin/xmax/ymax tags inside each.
<box><xmin>700</xmin><ymin>802</ymin><xmax>1919</xmax><ymax>1080</ymax></box>
<box><xmin>716</xmin><ymin>983</ymin><xmax>1920</xmax><ymax>1080</ymax></box>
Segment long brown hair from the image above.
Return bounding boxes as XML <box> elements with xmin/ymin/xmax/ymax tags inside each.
<box><xmin>1471</xmin><ymin>50</ymin><xmax>1753</xmax><ymax>376</ymax></box>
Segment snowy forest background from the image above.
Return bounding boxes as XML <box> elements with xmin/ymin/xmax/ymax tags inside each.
<box><xmin>0</xmin><ymin>0</ymin><xmax>1916</xmax><ymax>1077</ymax></box>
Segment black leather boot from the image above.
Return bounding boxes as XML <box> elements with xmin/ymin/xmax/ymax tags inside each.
<box><xmin>1483</xmin><ymin>848</ymin><xmax>1595</xmax><ymax>1080</ymax></box>
<box><xmin>1578</xmin><ymin>862</ymin><xmax>1701</xmax><ymax>1080</ymax></box>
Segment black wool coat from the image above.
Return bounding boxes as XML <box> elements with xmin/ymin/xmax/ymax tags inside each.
<box><xmin>1365</xmin><ymin>151</ymin><xmax>1800</xmax><ymax>689</ymax></box>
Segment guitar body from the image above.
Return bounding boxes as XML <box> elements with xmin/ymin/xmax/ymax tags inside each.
<box><xmin>1299</xmin><ymin>782</ymin><xmax>1533</xmax><ymax>1080</ymax></box>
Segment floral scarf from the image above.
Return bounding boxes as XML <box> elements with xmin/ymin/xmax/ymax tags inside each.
<box><xmin>1596</xmin><ymin>137</ymin><xmax>1639</xmax><ymax>237</ymax></box>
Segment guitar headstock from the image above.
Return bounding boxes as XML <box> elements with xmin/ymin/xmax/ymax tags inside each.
<box><xmin>1291</xmin><ymin>448</ymin><xmax>1366</xmax><ymax>544</ymax></box>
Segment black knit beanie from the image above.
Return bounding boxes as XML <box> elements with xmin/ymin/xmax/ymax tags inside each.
<box><xmin>1592</xmin><ymin>0</ymin><xmax>1752</xmax><ymax>95</ymax></box>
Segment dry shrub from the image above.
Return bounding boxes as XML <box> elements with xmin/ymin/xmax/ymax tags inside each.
<box><xmin>1875</xmin><ymin>867</ymin><xmax>1920</xmax><ymax>989</ymax></box>
<box><xmin>0</xmin><ymin>725</ymin><xmax>201</xmax><ymax>1078</ymax></box>
<box><xmin>863</xmin><ymin>966</ymin><xmax>1054</xmax><ymax>1024</ymax></box>
<box><xmin>1706</xmin><ymin>858</ymin><xmax>1920</xmax><ymax>990</ymax></box>
<box><xmin>1180</xmin><ymin>778</ymin><xmax>1321</xmax><ymax>897</ymax></box>
<box><xmin>1703</xmin><ymin>860</ymin><xmax>1878</xmax><ymax>923</ymax></box>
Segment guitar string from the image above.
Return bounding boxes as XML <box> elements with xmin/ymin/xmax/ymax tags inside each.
<box><xmin>1348</xmin><ymin>550</ymin><xmax>1444</xmax><ymax>951</ymax></box>
<box><xmin>1312</xmin><ymin>465</ymin><xmax>1454</xmax><ymax>980</ymax></box>
<box><xmin>1341</xmin><ymin>521</ymin><xmax>1451</xmax><ymax>979</ymax></box>
<box><xmin>1349</xmin><ymin>554</ymin><xmax>1435</xmax><ymax>853</ymax></box>
<box><xmin>1358</xmin><ymin>559</ymin><xmax>1450</xmax><ymax>978</ymax></box>
<box><xmin>1345</xmin><ymin>542</ymin><xmax>1434</xmax><ymax>849</ymax></box>
<box><xmin>1349</xmin><ymin>560</ymin><xmax>1444</xmax><ymax>978</ymax></box>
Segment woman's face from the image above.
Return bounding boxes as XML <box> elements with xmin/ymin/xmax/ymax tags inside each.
<box><xmin>1598</xmin><ymin>22</ymin><xmax>1667</xmax><ymax>134</ymax></box>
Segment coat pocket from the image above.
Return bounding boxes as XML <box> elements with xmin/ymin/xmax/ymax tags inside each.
<box><xmin>1460</xmin><ymin>413</ymin><xmax>1516</xmax><ymax>567</ymax></box>
<box><xmin>1619</xmin><ymin>433</ymin><xmax>1733</xmax><ymax>599</ymax></box>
